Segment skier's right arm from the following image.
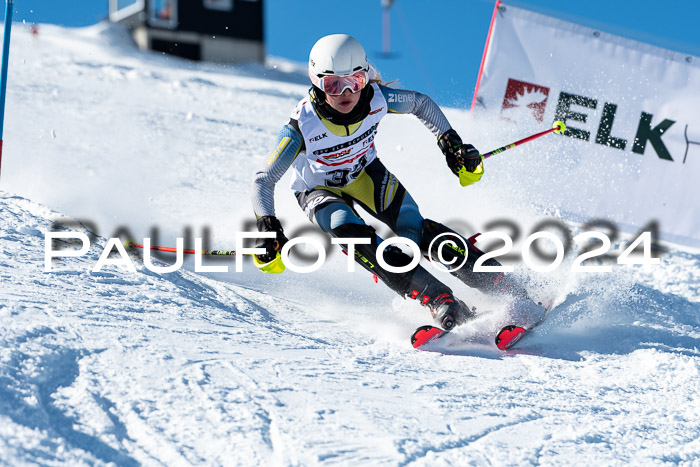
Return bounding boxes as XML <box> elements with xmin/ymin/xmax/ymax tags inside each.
<box><xmin>251</xmin><ymin>121</ymin><xmax>304</xmax><ymax>262</ymax></box>
<box><xmin>251</xmin><ymin>121</ymin><xmax>304</xmax><ymax>218</ymax></box>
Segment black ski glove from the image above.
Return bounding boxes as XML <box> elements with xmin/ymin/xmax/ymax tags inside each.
<box><xmin>255</xmin><ymin>216</ymin><xmax>288</xmax><ymax>263</ymax></box>
<box><xmin>438</xmin><ymin>129</ymin><xmax>482</xmax><ymax>175</ymax></box>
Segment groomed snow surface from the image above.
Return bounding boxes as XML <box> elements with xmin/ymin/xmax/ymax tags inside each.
<box><xmin>1</xmin><ymin>23</ymin><xmax>699</xmax><ymax>465</ymax></box>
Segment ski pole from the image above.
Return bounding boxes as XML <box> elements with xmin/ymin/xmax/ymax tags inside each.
<box><xmin>482</xmin><ymin>120</ymin><xmax>566</xmax><ymax>159</ymax></box>
<box><xmin>125</xmin><ymin>240</ymin><xmax>238</xmax><ymax>256</ymax></box>
<box><xmin>457</xmin><ymin>121</ymin><xmax>565</xmax><ymax>186</ymax></box>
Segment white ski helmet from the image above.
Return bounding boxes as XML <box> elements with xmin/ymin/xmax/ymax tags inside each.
<box><xmin>308</xmin><ymin>34</ymin><xmax>369</xmax><ymax>82</ymax></box>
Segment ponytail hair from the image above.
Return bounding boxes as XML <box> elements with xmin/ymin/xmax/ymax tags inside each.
<box><xmin>368</xmin><ymin>64</ymin><xmax>398</xmax><ymax>88</ymax></box>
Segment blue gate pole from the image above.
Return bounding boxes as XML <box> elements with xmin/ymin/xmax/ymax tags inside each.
<box><xmin>0</xmin><ymin>0</ymin><xmax>14</xmax><ymax>180</ymax></box>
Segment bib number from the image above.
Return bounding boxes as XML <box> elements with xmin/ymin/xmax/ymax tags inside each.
<box><xmin>326</xmin><ymin>155</ymin><xmax>368</xmax><ymax>188</ymax></box>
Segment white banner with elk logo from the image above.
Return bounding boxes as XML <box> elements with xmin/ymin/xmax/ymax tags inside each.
<box><xmin>472</xmin><ymin>1</ymin><xmax>700</xmax><ymax>248</ymax></box>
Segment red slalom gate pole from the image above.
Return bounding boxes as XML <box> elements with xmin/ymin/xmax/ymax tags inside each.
<box><xmin>482</xmin><ymin>120</ymin><xmax>566</xmax><ymax>160</ymax></box>
<box><xmin>125</xmin><ymin>240</ymin><xmax>238</xmax><ymax>256</ymax></box>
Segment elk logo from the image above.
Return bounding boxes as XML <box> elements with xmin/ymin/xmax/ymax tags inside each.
<box><xmin>501</xmin><ymin>79</ymin><xmax>550</xmax><ymax>123</ymax></box>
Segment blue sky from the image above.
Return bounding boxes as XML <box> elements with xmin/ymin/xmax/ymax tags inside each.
<box><xmin>7</xmin><ymin>0</ymin><xmax>700</xmax><ymax>107</ymax></box>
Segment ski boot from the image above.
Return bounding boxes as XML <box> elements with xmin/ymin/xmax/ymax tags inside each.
<box><xmin>427</xmin><ymin>292</ymin><xmax>475</xmax><ymax>331</ymax></box>
<box><xmin>421</xmin><ymin>219</ymin><xmax>539</xmax><ymax>308</ymax></box>
<box><xmin>405</xmin><ymin>267</ymin><xmax>476</xmax><ymax>331</ymax></box>
<box><xmin>328</xmin><ymin>222</ymin><xmax>477</xmax><ymax>331</ymax></box>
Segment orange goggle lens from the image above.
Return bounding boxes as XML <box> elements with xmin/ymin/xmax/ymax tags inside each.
<box><xmin>315</xmin><ymin>70</ymin><xmax>368</xmax><ymax>96</ymax></box>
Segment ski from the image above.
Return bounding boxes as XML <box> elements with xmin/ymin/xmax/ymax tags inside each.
<box><xmin>411</xmin><ymin>323</ymin><xmax>527</xmax><ymax>351</ymax></box>
<box><xmin>412</xmin><ymin>297</ymin><xmax>557</xmax><ymax>351</ymax></box>
<box><xmin>493</xmin><ymin>297</ymin><xmax>557</xmax><ymax>350</ymax></box>
<box><xmin>411</xmin><ymin>325</ymin><xmax>448</xmax><ymax>348</ymax></box>
<box><xmin>494</xmin><ymin>325</ymin><xmax>527</xmax><ymax>350</ymax></box>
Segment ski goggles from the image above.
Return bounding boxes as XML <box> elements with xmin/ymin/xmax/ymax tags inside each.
<box><xmin>310</xmin><ymin>70</ymin><xmax>368</xmax><ymax>96</ymax></box>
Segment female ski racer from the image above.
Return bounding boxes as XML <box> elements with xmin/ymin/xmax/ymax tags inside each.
<box><xmin>251</xmin><ymin>34</ymin><xmax>526</xmax><ymax>331</ymax></box>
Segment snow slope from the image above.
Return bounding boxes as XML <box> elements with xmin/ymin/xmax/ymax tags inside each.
<box><xmin>1</xmin><ymin>23</ymin><xmax>699</xmax><ymax>465</ymax></box>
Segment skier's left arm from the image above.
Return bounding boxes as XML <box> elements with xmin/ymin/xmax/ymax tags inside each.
<box><xmin>379</xmin><ymin>86</ymin><xmax>483</xmax><ymax>179</ymax></box>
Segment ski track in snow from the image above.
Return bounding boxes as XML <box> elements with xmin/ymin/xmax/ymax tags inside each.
<box><xmin>0</xmin><ymin>23</ymin><xmax>699</xmax><ymax>465</ymax></box>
